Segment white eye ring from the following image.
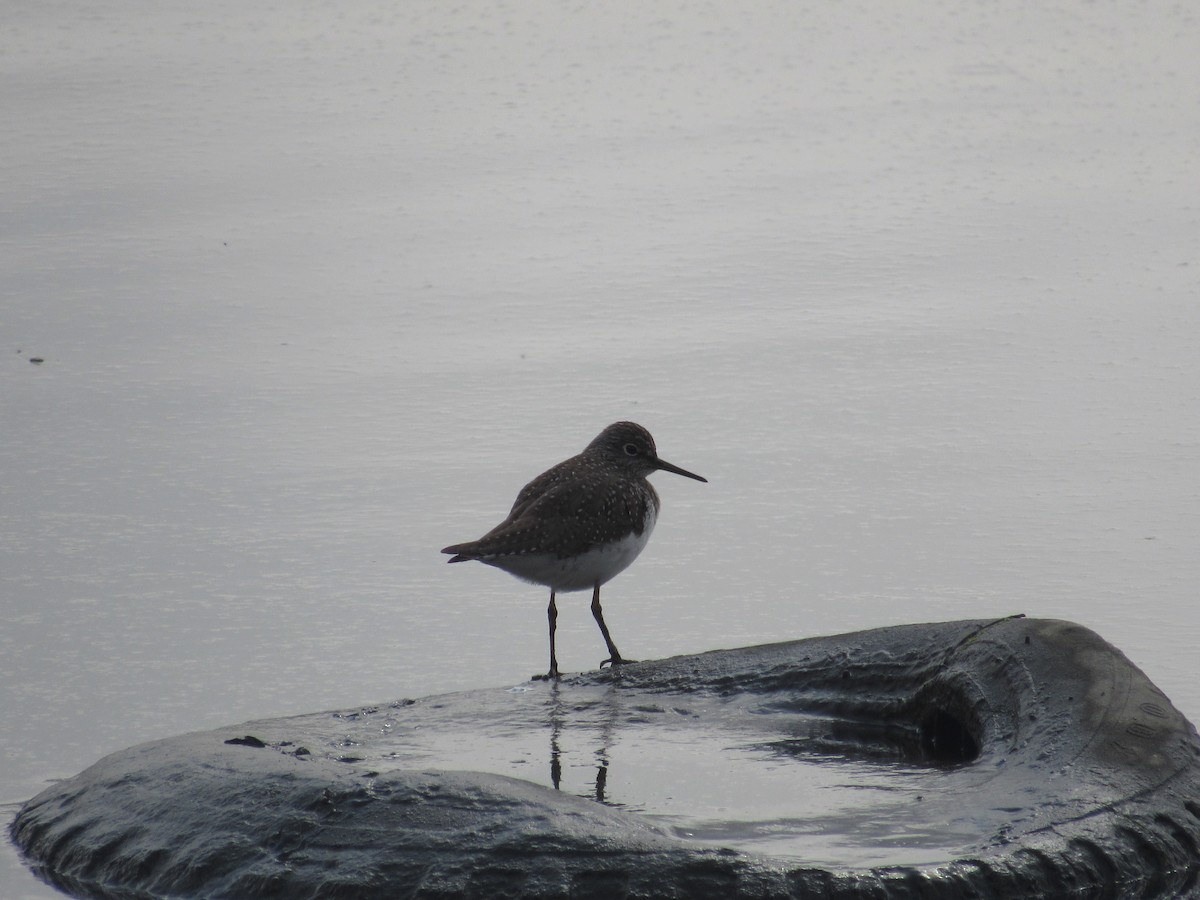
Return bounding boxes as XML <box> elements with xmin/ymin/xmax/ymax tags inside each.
<box><xmin>623</xmin><ymin>443</ymin><xmax>639</xmax><ymax>456</ymax></box>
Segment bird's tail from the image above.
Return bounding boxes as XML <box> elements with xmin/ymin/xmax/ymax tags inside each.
<box><xmin>441</xmin><ymin>543</ymin><xmax>478</xmax><ymax>563</ymax></box>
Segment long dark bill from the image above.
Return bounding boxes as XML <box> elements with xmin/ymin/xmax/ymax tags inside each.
<box><xmin>653</xmin><ymin>457</ymin><xmax>707</xmax><ymax>483</ymax></box>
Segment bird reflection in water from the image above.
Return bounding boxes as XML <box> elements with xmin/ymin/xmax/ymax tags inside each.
<box><xmin>545</xmin><ymin>680</ymin><xmax>619</xmax><ymax>804</ymax></box>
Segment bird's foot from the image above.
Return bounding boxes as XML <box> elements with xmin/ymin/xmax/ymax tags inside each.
<box><xmin>531</xmin><ymin>668</ymin><xmax>561</xmax><ymax>682</ymax></box>
<box><xmin>599</xmin><ymin>656</ymin><xmax>636</xmax><ymax>669</ymax></box>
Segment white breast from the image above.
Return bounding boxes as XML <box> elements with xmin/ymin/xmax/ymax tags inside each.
<box><xmin>491</xmin><ymin>505</ymin><xmax>657</xmax><ymax>593</ymax></box>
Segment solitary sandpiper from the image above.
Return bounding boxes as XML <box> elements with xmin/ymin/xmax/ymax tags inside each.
<box><xmin>441</xmin><ymin>421</ymin><xmax>707</xmax><ymax>679</ymax></box>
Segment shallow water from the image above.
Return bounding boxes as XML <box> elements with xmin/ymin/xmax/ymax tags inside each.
<box><xmin>186</xmin><ymin>660</ymin><xmax>1016</xmax><ymax>872</ymax></box>
<box><xmin>349</xmin><ymin>686</ymin><xmax>986</xmax><ymax>869</ymax></box>
<box><xmin>3</xmin><ymin>1</ymin><xmax>1198</xmax><ymax>896</ymax></box>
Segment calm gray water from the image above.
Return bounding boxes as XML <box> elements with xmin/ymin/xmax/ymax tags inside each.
<box><xmin>3</xmin><ymin>2</ymin><xmax>1198</xmax><ymax>895</ymax></box>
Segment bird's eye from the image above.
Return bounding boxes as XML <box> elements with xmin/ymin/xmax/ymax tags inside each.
<box><xmin>623</xmin><ymin>443</ymin><xmax>639</xmax><ymax>456</ymax></box>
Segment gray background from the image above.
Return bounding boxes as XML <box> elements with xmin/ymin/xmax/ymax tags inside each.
<box><xmin>3</xmin><ymin>1</ymin><xmax>1197</xmax><ymax>895</ymax></box>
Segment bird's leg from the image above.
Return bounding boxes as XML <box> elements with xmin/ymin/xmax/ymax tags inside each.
<box><xmin>548</xmin><ymin>590</ymin><xmax>560</xmax><ymax>677</ymax></box>
<box><xmin>591</xmin><ymin>583</ymin><xmax>631</xmax><ymax>668</ymax></box>
<box><xmin>534</xmin><ymin>590</ymin><xmax>560</xmax><ymax>681</ymax></box>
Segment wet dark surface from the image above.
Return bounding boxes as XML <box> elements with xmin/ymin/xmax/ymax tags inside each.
<box><xmin>12</xmin><ymin>618</ymin><xmax>1200</xmax><ymax>898</ymax></box>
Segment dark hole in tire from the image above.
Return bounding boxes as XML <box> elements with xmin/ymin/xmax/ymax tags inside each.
<box><xmin>920</xmin><ymin>709</ymin><xmax>980</xmax><ymax>764</ymax></box>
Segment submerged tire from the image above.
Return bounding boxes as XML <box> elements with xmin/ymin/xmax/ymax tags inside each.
<box><xmin>12</xmin><ymin>617</ymin><xmax>1200</xmax><ymax>898</ymax></box>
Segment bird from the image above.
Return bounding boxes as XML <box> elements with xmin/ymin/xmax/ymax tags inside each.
<box><xmin>441</xmin><ymin>421</ymin><xmax>707</xmax><ymax>679</ymax></box>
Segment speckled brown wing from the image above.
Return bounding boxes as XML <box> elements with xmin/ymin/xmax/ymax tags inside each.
<box><xmin>445</xmin><ymin>470</ymin><xmax>658</xmax><ymax>562</ymax></box>
<box><xmin>505</xmin><ymin>452</ymin><xmax>587</xmax><ymax>521</ymax></box>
